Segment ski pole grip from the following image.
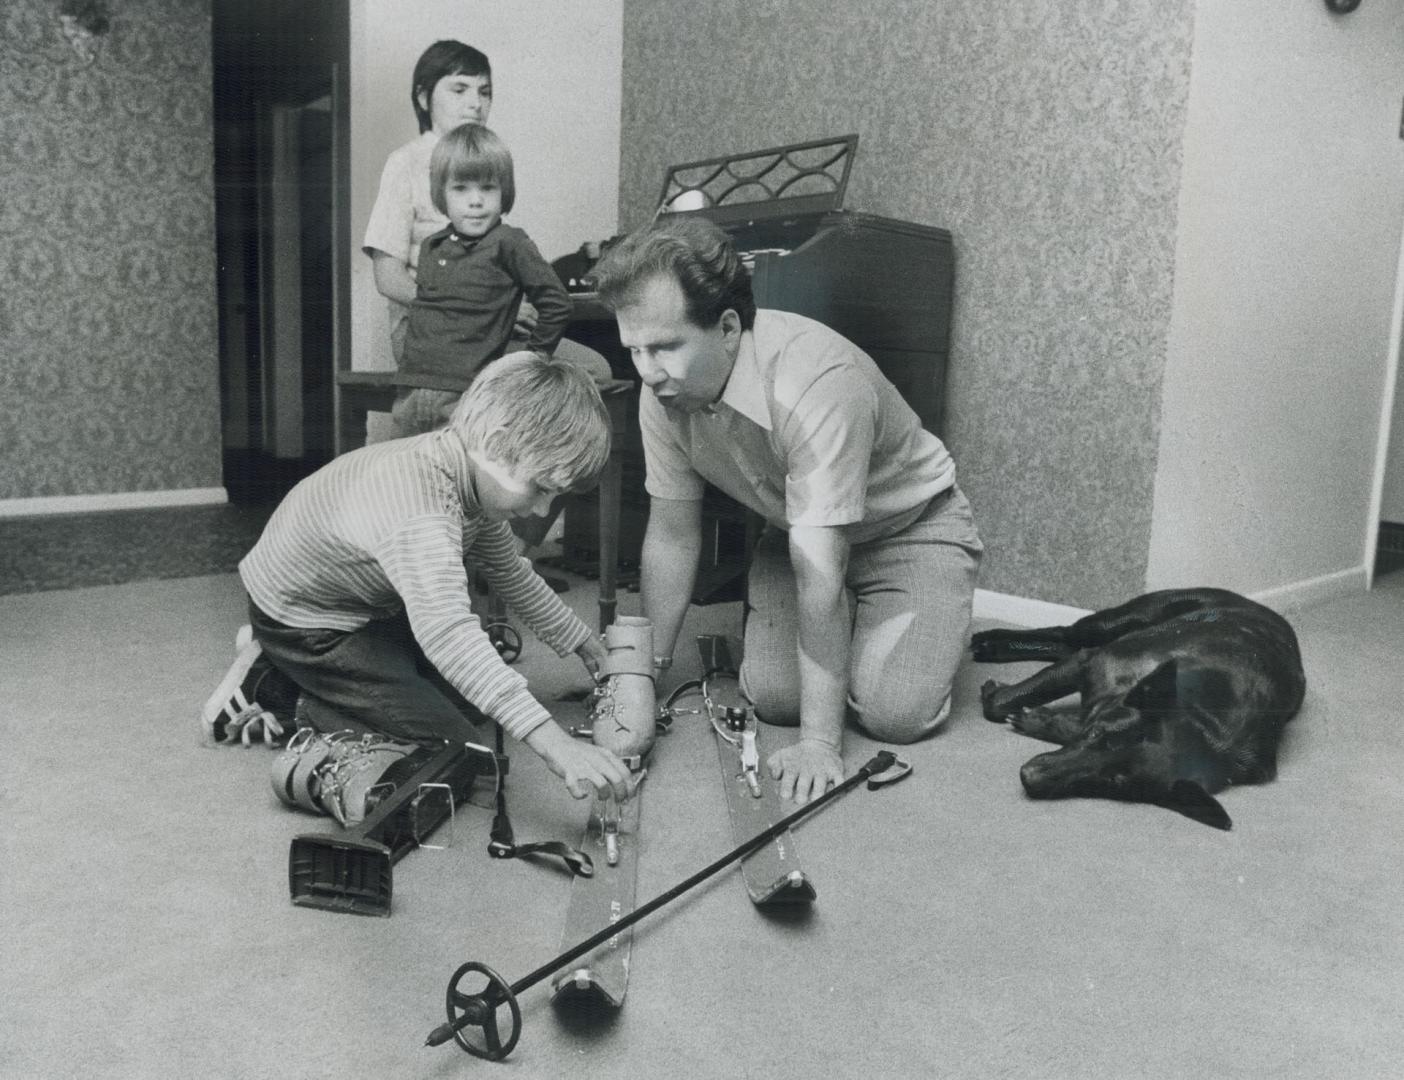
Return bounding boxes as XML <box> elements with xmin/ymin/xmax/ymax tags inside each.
<box><xmin>860</xmin><ymin>751</ymin><xmax>914</xmax><ymax>790</ymax></box>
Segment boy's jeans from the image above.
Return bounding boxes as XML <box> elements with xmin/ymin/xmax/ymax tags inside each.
<box><xmin>249</xmin><ymin>602</ymin><xmax>487</xmax><ymax>745</ymax></box>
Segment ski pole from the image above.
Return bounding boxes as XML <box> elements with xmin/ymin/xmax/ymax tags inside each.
<box><xmin>424</xmin><ymin>748</ymin><xmax>912</xmax><ymax>1061</ymax></box>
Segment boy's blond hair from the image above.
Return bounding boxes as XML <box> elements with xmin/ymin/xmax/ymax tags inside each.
<box><xmin>451</xmin><ymin>352</ymin><xmax>610</xmax><ymax>493</ymax></box>
<box><xmin>430</xmin><ymin>123</ymin><xmax>516</xmax><ymax>216</ymax></box>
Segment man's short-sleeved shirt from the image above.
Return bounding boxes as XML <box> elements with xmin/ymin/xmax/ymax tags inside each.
<box><xmin>639</xmin><ymin>309</ymin><xmax>954</xmax><ymax>544</ymax></box>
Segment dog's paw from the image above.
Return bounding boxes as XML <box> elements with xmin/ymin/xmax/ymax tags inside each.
<box><xmin>1009</xmin><ymin>706</ymin><xmax>1056</xmax><ymax>738</ymax></box>
<box><xmin>970</xmin><ymin>632</ymin><xmax>1005</xmax><ymax>663</ymax></box>
<box><xmin>980</xmin><ymin>679</ymin><xmax>1011</xmax><ymax>723</ymax></box>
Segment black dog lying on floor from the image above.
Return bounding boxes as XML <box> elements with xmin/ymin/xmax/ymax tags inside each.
<box><xmin>971</xmin><ymin>588</ymin><xmax>1305</xmax><ymax>829</ymax></box>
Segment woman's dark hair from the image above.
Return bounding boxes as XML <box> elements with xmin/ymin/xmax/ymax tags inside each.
<box><xmin>411</xmin><ymin>40</ymin><xmax>491</xmax><ymax>134</ymax></box>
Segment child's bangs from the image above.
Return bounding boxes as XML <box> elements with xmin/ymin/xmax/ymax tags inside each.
<box><xmin>497</xmin><ymin>396</ymin><xmax>609</xmax><ymax>493</ymax></box>
<box><xmin>536</xmin><ymin>426</ymin><xmax>610</xmax><ymax>494</ymax></box>
<box><xmin>449</xmin><ymin>157</ymin><xmax>506</xmax><ymax>186</ymax></box>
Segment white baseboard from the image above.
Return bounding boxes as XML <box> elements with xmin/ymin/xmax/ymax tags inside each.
<box><xmin>972</xmin><ymin>588</ymin><xmax>1092</xmax><ymax>627</ymax></box>
<box><xmin>973</xmin><ymin>568</ymin><xmax>1371</xmax><ymax>628</ymax></box>
<box><xmin>0</xmin><ymin>487</ymin><xmax>228</xmax><ymax>519</ymax></box>
<box><xmin>1250</xmin><ymin>564</ymin><xmax>1370</xmax><ymax>613</ymax></box>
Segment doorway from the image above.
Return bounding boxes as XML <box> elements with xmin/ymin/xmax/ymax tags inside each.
<box><xmin>212</xmin><ymin>0</ymin><xmax>349</xmax><ymax>506</ymax></box>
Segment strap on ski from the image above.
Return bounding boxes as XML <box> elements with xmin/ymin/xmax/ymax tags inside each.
<box><xmin>487</xmin><ymin>724</ymin><xmax>594</xmax><ymax>878</ymax></box>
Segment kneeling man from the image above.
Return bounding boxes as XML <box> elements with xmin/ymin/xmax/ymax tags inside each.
<box><xmin>593</xmin><ymin>218</ymin><xmax>982</xmax><ymax>803</ymax></box>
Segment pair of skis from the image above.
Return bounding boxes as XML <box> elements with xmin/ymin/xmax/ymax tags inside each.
<box><xmin>427</xmin><ymin>629</ymin><xmax>913</xmax><ymax>1061</ymax></box>
<box><xmin>547</xmin><ymin>633</ymin><xmax>815</xmax><ymax>1009</ymax></box>
<box><xmin>432</xmin><ymin>745</ymin><xmax>910</xmax><ymax>1060</ymax></box>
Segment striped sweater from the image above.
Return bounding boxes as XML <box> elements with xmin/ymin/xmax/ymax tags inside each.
<box><xmin>238</xmin><ymin>428</ymin><xmax>591</xmax><ymax>740</ymax></box>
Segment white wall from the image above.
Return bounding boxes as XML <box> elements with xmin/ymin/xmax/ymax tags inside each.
<box><xmin>1147</xmin><ymin>0</ymin><xmax>1404</xmax><ymax>600</ymax></box>
<box><xmin>348</xmin><ymin>0</ymin><xmax>623</xmax><ymax>373</ymax></box>
<box><xmin>1380</xmin><ymin>250</ymin><xmax>1404</xmax><ymax>522</ymax></box>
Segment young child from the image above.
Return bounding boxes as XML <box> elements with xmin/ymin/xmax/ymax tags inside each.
<box><xmin>390</xmin><ymin>122</ymin><xmax>573</xmax><ymax>436</ymax></box>
<box><xmin>363</xmin><ymin>39</ymin><xmax>495</xmax><ymax>360</ymax></box>
<box><xmin>202</xmin><ymin>353</ymin><xmax>633</xmax><ymax>804</ymax></box>
<box><xmin>362</xmin><ymin>40</ymin><xmax>608</xmax><ymax>435</ymax></box>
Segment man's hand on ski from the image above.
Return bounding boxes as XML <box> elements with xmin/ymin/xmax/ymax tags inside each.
<box><xmin>526</xmin><ymin>721</ymin><xmax>636</xmax><ymax>802</ymax></box>
<box><xmin>768</xmin><ymin>738</ymin><xmax>844</xmax><ymax>804</ymax></box>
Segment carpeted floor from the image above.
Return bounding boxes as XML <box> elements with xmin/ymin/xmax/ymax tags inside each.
<box><xmin>2</xmin><ymin>541</ymin><xmax>1402</xmax><ymax>1079</ymax></box>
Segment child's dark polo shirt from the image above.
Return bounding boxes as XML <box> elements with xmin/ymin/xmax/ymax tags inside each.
<box><xmin>400</xmin><ymin>222</ymin><xmax>572</xmax><ymax>390</ymax></box>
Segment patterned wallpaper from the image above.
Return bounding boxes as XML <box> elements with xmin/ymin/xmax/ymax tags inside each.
<box><xmin>619</xmin><ymin>0</ymin><xmax>1194</xmax><ymax>607</ymax></box>
<box><xmin>0</xmin><ymin>0</ymin><xmax>221</xmax><ymax>500</ymax></box>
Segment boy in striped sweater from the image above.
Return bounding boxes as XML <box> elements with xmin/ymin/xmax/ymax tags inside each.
<box><xmin>204</xmin><ymin>352</ymin><xmax>633</xmax><ymax>803</ymax></box>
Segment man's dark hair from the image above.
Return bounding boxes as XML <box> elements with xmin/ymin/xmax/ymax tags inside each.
<box><xmin>593</xmin><ymin>217</ymin><xmax>756</xmax><ymax>331</ymax></box>
<box><xmin>411</xmin><ymin>40</ymin><xmax>491</xmax><ymax>134</ymax></box>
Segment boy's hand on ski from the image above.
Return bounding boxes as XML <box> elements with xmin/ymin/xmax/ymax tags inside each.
<box><xmin>574</xmin><ymin>634</ymin><xmax>608</xmax><ymax>681</ymax></box>
<box><xmin>768</xmin><ymin>739</ymin><xmax>844</xmax><ymax>804</ymax></box>
<box><xmin>526</xmin><ymin>721</ymin><xmax>635</xmax><ymax>802</ymax></box>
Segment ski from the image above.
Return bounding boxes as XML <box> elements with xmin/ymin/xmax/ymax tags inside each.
<box><xmin>549</xmin><ymin>616</ymin><xmax>659</xmax><ymax>1009</ymax></box>
<box><xmin>548</xmin><ymin>775</ymin><xmax>645</xmax><ymax>1007</ymax></box>
<box><xmin>695</xmin><ymin>634</ymin><xmax>816</xmax><ymax>906</ymax></box>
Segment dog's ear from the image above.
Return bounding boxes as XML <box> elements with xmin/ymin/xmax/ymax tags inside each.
<box><xmin>1126</xmin><ymin>659</ymin><xmax>1179</xmax><ymax>712</ymax></box>
<box><xmin>1165</xmin><ymin>779</ymin><xmax>1232</xmax><ymax>830</ymax></box>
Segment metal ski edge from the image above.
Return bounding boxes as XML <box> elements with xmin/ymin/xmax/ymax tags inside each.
<box><xmin>548</xmin><ymin>781</ymin><xmax>643</xmax><ymax>1007</ymax></box>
